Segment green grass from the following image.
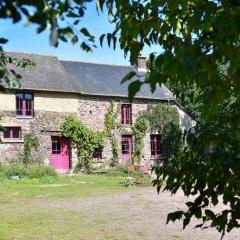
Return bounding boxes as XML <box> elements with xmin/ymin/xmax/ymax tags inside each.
<box><xmin>0</xmin><ymin>175</ymin><xmax>185</xmax><ymax>240</ymax></box>
<box><xmin>0</xmin><ymin>174</ymin><xmax>126</xmax><ymax>199</ymax></box>
<box><xmin>0</xmin><ymin>175</ymin><xmax>128</xmax><ymax>240</ymax></box>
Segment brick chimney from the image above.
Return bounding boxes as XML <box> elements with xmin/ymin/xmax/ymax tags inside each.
<box><xmin>131</xmin><ymin>55</ymin><xmax>147</xmax><ymax>72</ymax></box>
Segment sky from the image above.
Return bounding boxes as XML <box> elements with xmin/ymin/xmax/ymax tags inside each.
<box><xmin>0</xmin><ymin>2</ymin><xmax>157</xmax><ymax>66</ymax></box>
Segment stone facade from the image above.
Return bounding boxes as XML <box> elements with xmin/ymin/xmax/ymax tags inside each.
<box><xmin>0</xmin><ymin>91</ymin><xmax>188</xmax><ymax>170</ymax></box>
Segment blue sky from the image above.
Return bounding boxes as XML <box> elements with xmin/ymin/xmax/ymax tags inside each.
<box><xmin>0</xmin><ymin>2</ymin><xmax>156</xmax><ymax>65</ymax></box>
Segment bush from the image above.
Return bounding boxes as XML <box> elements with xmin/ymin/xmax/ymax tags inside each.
<box><xmin>106</xmin><ymin>163</ymin><xmax>133</xmax><ymax>176</ymax></box>
<box><xmin>27</xmin><ymin>165</ymin><xmax>57</xmax><ymax>179</ymax></box>
<box><xmin>2</xmin><ymin>164</ymin><xmax>28</xmax><ymax>179</ymax></box>
<box><xmin>0</xmin><ymin>164</ymin><xmax>57</xmax><ymax>179</ymax></box>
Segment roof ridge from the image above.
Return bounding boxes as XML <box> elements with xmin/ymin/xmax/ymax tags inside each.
<box><xmin>61</xmin><ymin>59</ymin><xmax>131</xmax><ymax>68</ymax></box>
<box><xmin>6</xmin><ymin>51</ymin><xmax>131</xmax><ymax>68</ymax></box>
<box><xmin>6</xmin><ymin>51</ymin><xmax>58</xmax><ymax>59</ymax></box>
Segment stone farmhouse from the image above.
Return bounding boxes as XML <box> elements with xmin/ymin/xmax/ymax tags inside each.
<box><xmin>0</xmin><ymin>52</ymin><xmax>193</xmax><ymax>172</ymax></box>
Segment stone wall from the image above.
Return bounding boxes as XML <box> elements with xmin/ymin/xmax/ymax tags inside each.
<box><xmin>0</xmin><ymin>91</ymin><xmax>189</xmax><ymax>169</ymax></box>
<box><xmin>76</xmin><ymin>96</ymin><xmax>153</xmax><ymax>164</ymax></box>
<box><xmin>0</xmin><ymin>92</ymin><xmax>78</xmax><ymax>166</ymax></box>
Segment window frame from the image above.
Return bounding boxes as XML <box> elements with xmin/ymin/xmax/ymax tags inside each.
<box><xmin>16</xmin><ymin>93</ymin><xmax>34</xmax><ymax>117</ymax></box>
<box><xmin>121</xmin><ymin>104</ymin><xmax>132</xmax><ymax>125</ymax></box>
<box><xmin>51</xmin><ymin>137</ymin><xmax>61</xmax><ymax>155</ymax></box>
<box><xmin>150</xmin><ymin>134</ymin><xmax>161</xmax><ymax>157</ymax></box>
<box><xmin>93</xmin><ymin>148</ymin><xmax>103</xmax><ymax>160</ymax></box>
<box><xmin>3</xmin><ymin>127</ymin><xmax>22</xmax><ymax>140</ymax></box>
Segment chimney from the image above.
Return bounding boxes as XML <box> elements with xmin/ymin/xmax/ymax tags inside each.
<box><xmin>131</xmin><ymin>55</ymin><xmax>147</xmax><ymax>72</ymax></box>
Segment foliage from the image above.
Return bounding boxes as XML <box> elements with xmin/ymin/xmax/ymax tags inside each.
<box><xmin>104</xmin><ymin>101</ymin><xmax>120</xmax><ymax>166</ymax></box>
<box><xmin>147</xmin><ymin>104</ymin><xmax>182</xmax><ymax>157</ymax></box>
<box><xmin>0</xmin><ymin>164</ymin><xmax>57</xmax><ymax>179</ymax></box>
<box><xmin>61</xmin><ymin>116</ymin><xmax>104</xmax><ymax>171</ymax></box>
<box><xmin>23</xmin><ymin>133</ymin><xmax>39</xmax><ymax>166</ymax></box>
<box><xmin>132</xmin><ymin>115</ymin><xmax>149</xmax><ymax>163</ymax></box>
<box><xmin>27</xmin><ymin>165</ymin><xmax>57</xmax><ymax>179</ymax></box>
<box><xmin>1</xmin><ymin>0</ymin><xmax>240</xmax><ymax>235</ymax></box>
<box><xmin>109</xmin><ymin>136</ymin><xmax>119</xmax><ymax>166</ymax></box>
<box><xmin>0</xmin><ymin>0</ymin><xmax>96</xmax><ymax>90</ymax></box>
<box><xmin>133</xmin><ymin>104</ymin><xmax>181</xmax><ymax>162</ymax></box>
<box><xmin>106</xmin><ymin>163</ymin><xmax>131</xmax><ymax>176</ymax></box>
<box><xmin>1</xmin><ymin>164</ymin><xmax>28</xmax><ymax>179</ymax></box>
<box><xmin>97</xmin><ymin>1</ymin><xmax>240</xmax><ymax>234</ymax></box>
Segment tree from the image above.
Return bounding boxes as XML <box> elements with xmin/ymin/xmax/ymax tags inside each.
<box><xmin>1</xmin><ymin>0</ymin><xmax>240</xmax><ymax>236</ymax></box>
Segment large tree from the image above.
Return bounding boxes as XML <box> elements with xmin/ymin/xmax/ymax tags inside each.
<box><xmin>1</xmin><ymin>0</ymin><xmax>240</xmax><ymax>236</ymax></box>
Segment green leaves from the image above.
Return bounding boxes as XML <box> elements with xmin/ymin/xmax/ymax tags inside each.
<box><xmin>61</xmin><ymin>116</ymin><xmax>104</xmax><ymax>171</ymax></box>
<box><xmin>133</xmin><ymin>104</ymin><xmax>181</xmax><ymax>163</ymax></box>
<box><xmin>120</xmin><ymin>71</ymin><xmax>136</xmax><ymax>84</ymax></box>
<box><xmin>50</xmin><ymin>29</ymin><xmax>59</xmax><ymax>47</ymax></box>
<box><xmin>128</xmin><ymin>80</ymin><xmax>142</xmax><ymax>102</ymax></box>
<box><xmin>0</xmin><ymin>38</ymin><xmax>8</xmax><ymax>44</ymax></box>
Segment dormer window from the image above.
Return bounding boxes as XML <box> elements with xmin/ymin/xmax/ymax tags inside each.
<box><xmin>121</xmin><ymin>104</ymin><xmax>132</xmax><ymax>125</ymax></box>
<box><xmin>16</xmin><ymin>93</ymin><xmax>34</xmax><ymax>117</ymax></box>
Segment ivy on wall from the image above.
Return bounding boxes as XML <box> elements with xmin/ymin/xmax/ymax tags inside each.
<box><xmin>133</xmin><ymin>104</ymin><xmax>182</xmax><ymax>163</ymax></box>
<box><xmin>61</xmin><ymin>116</ymin><xmax>104</xmax><ymax>171</ymax></box>
<box><xmin>61</xmin><ymin>102</ymin><xmax>181</xmax><ymax>170</ymax></box>
<box><xmin>132</xmin><ymin>114</ymin><xmax>149</xmax><ymax>163</ymax></box>
<box><xmin>23</xmin><ymin>133</ymin><xmax>39</xmax><ymax>165</ymax></box>
<box><xmin>104</xmin><ymin>101</ymin><xmax>121</xmax><ymax>166</ymax></box>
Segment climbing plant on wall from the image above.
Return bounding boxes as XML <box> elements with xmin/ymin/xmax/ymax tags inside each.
<box><xmin>61</xmin><ymin>116</ymin><xmax>104</xmax><ymax>172</ymax></box>
<box><xmin>133</xmin><ymin>104</ymin><xmax>182</xmax><ymax>163</ymax></box>
<box><xmin>132</xmin><ymin>114</ymin><xmax>149</xmax><ymax>164</ymax></box>
<box><xmin>104</xmin><ymin>101</ymin><xmax>121</xmax><ymax>166</ymax></box>
<box><xmin>23</xmin><ymin>133</ymin><xmax>39</xmax><ymax>166</ymax></box>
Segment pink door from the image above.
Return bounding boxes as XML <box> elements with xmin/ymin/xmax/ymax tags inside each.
<box><xmin>51</xmin><ymin>137</ymin><xmax>70</xmax><ymax>172</ymax></box>
<box><xmin>121</xmin><ymin>135</ymin><xmax>133</xmax><ymax>163</ymax></box>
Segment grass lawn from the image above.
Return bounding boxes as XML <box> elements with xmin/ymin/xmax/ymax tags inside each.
<box><xmin>0</xmin><ymin>175</ymin><xmax>133</xmax><ymax>240</ymax></box>
<box><xmin>0</xmin><ymin>174</ymin><xmax>238</xmax><ymax>240</ymax></box>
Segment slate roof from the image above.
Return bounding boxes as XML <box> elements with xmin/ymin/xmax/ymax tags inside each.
<box><xmin>6</xmin><ymin>52</ymin><xmax>174</xmax><ymax>100</ymax></box>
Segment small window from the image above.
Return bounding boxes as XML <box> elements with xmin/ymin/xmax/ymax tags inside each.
<box><xmin>3</xmin><ymin>127</ymin><xmax>21</xmax><ymax>140</ymax></box>
<box><xmin>150</xmin><ymin>134</ymin><xmax>161</xmax><ymax>157</ymax></box>
<box><xmin>121</xmin><ymin>135</ymin><xmax>133</xmax><ymax>154</ymax></box>
<box><xmin>93</xmin><ymin>148</ymin><xmax>103</xmax><ymax>159</ymax></box>
<box><xmin>121</xmin><ymin>104</ymin><xmax>132</xmax><ymax>125</ymax></box>
<box><xmin>122</xmin><ymin>140</ymin><xmax>130</xmax><ymax>154</ymax></box>
<box><xmin>16</xmin><ymin>93</ymin><xmax>34</xmax><ymax>116</ymax></box>
<box><xmin>52</xmin><ymin>138</ymin><xmax>61</xmax><ymax>154</ymax></box>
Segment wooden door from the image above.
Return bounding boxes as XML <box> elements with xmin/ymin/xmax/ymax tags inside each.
<box><xmin>121</xmin><ymin>135</ymin><xmax>133</xmax><ymax>163</ymax></box>
<box><xmin>51</xmin><ymin>137</ymin><xmax>70</xmax><ymax>172</ymax></box>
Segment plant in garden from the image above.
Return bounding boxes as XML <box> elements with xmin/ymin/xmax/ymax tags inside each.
<box><xmin>61</xmin><ymin>116</ymin><xmax>104</xmax><ymax>171</ymax></box>
<box><xmin>27</xmin><ymin>165</ymin><xmax>57</xmax><ymax>179</ymax></box>
<box><xmin>23</xmin><ymin>133</ymin><xmax>39</xmax><ymax>166</ymax></box>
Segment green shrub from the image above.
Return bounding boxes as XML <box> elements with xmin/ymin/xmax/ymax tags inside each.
<box><xmin>2</xmin><ymin>164</ymin><xmax>28</xmax><ymax>179</ymax></box>
<box><xmin>27</xmin><ymin>165</ymin><xmax>57</xmax><ymax>179</ymax></box>
<box><xmin>105</xmin><ymin>163</ymin><xmax>133</xmax><ymax>176</ymax></box>
<box><xmin>0</xmin><ymin>164</ymin><xmax>57</xmax><ymax>179</ymax></box>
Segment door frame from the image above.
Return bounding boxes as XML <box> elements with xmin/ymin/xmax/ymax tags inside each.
<box><xmin>50</xmin><ymin>136</ymin><xmax>71</xmax><ymax>172</ymax></box>
<box><xmin>121</xmin><ymin>135</ymin><xmax>133</xmax><ymax>163</ymax></box>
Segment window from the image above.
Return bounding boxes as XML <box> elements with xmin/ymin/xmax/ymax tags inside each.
<box><xmin>121</xmin><ymin>104</ymin><xmax>132</xmax><ymax>125</ymax></box>
<box><xmin>121</xmin><ymin>135</ymin><xmax>133</xmax><ymax>154</ymax></box>
<box><xmin>150</xmin><ymin>134</ymin><xmax>161</xmax><ymax>157</ymax></box>
<box><xmin>122</xmin><ymin>139</ymin><xmax>130</xmax><ymax>154</ymax></box>
<box><xmin>52</xmin><ymin>138</ymin><xmax>61</xmax><ymax>154</ymax></box>
<box><xmin>16</xmin><ymin>93</ymin><xmax>34</xmax><ymax>116</ymax></box>
<box><xmin>3</xmin><ymin>127</ymin><xmax>21</xmax><ymax>140</ymax></box>
<box><xmin>93</xmin><ymin>148</ymin><xmax>103</xmax><ymax>159</ymax></box>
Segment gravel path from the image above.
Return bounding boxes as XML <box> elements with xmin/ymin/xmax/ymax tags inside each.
<box><xmin>33</xmin><ymin>187</ymin><xmax>240</xmax><ymax>240</ymax></box>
